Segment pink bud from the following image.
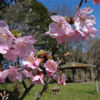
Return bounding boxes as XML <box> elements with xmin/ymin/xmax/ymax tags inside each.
<box><xmin>58</xmin><ymin>77</ymin><xmax>61</xmax><ymax>85</ymax></box>
<box><xmin>61</xmin><ymin>78</ymin><xmax>66</xmax><ymax>85</ymax></box>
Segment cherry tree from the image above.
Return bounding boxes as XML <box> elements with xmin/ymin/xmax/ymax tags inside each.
<box><xmin>0</xmin><ymin>0</ymin><xmax>99</xmax><ymax>100</ymax></box>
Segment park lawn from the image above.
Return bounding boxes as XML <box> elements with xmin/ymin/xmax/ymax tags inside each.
<box><xmin>0</xmin><ymin>81</ymin><xmax>100</xmax><ymax>100</ymax></box>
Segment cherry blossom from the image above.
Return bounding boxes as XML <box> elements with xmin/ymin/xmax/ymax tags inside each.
<box><xmin>74</xmin><ymin>7</ymin><xmax>95</xmax><ymax>32</ymax></box>
<box><xmin>30</xmin><ymin>72</ymin><xmax>44</xmax><ymax>85</ymax></box>
<box><xmin>0</xmin><ymin>21</ymin><xmax>15</xmax><ymax>49</ymax></box>
<box><xmin>14</xmin><ymin>36</ymin><xmax>36</xmax><ymax>58</ymax></box>
<box><xmin>3</xmin><ymin>44</ymin><xmax>20</xmax><ymax>62</ymax></box>
<box><xmin>44</xmin><ymin>60</ymin><xmax>57</xmax><ymax>74</ymax></box>
<box><xmin>84</xmin><ymin>26</ymin><xmax>97</xmax><ymax>39</ymax></box>
<box><xmin>23</xmin><ymin>56</ymin><xmax>41</xmax><ymax>74</ymax></box>
<box><xmin>53</xmin><ymin>73</ymin><xmax>66</xmax><ymax>85</ymax></box>
<box><xmin>46</xmin><ymin>15</ymin><xmax>72</xmax><ymax>43</ymax></box>
<box><xmin>70</xmin><ymin>29</ymin><xmax>86</xmax><ymax>42</ymax></box>
<box><xmin>0</xmin><ymin>66</ymin><xmax>22</xmax><ymax>83</ymax></box>
<box><xmin>22</xmin><ymin>52</ymin><xmax>35</xmax><ymax>65</ymax></box>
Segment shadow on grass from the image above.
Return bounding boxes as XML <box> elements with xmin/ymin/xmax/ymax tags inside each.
<box><xmin>0</xmin><ymin>87</ymin><xmax>20</xmax><ymax>100</ymax></box>
<box><xmin>86</xmin><ymin>90</ymin><xmax>97</xmax><ymax>95</ymax></box>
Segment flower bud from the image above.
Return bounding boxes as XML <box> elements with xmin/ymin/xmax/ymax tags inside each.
<box><xmin>70</xmin><ymin>16</ymin><xmax>74</xmax><ymax>24</ymax></box>
<box><xmin>4</xmin><ymin>91</ymin><xmax>6</xmax><ymax>96</ymax></box>
<box><xmin>14</xmin><ymin>35</ymin><xmax>18</xmax><ymax>38</ymax></box>
<box><xmin>4</xmin><ymin>97</ymin><xmax>9</xmax><ymax>100</ymax></box>
<box><xmin>0</xmin><ymin>93</ymin><xmax>2</xmax><ymax>96</ymax></box>
<box><xmin>64</xmin><ymin>16</ymin><xmax>70</xmax><ymax>23</ymax></box>
<box><xmin>60</xmin><ymin>71</ymin><xmax>62</xmax><ymax>74</ymax></box>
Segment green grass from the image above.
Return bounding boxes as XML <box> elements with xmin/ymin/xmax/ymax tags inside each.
<box><xmin>0</xmin><ymin>81</ymin><xmax>100</xmax><ymax>100</ymax></box>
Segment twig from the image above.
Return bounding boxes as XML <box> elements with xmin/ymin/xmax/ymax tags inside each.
<box><xmin>1</xmin><ymin>96</ymin><xmax>6</xmax><ymax>100</ymax></box>
<box><xmin>19</xmin><ymin>84</ymin><xmax>35</xmax><ymax>100</ymax></box>
<box><xmin>57</xmin><ymin>59</ymin><xmax>63</xmax><ymax>66</ymax></box>
<box><xmin>34</xmin><ymin>91</ymin><xmax>39</xmax><ymax>100</ymax></box>
<box><xmin>85</xmin><ymin>0</ymin><xmax>87</xmax><ymax>3</ymax></box>
<box><xmin>74</xmin><ymin>0</ymin><xmax>84</xmax><ymax>16</ymax></box>
<box><xmin>22</xmin><ymin>81</ymin><xmax>27</xmax><ymax>90</ymax></box>
<box><xmin>52</xmin><ymin>44</ymin><xmax>60</xmax><ymax>58</ymax></box>
<box><xmin>36</xmin><ymin>73</ymin><xmax>53</xmax><ymax>100</ymax></box>
<box><xmin>0</xmin><ymin>60</ymin><xmax>8</xmax><ymax>69</ymax></box>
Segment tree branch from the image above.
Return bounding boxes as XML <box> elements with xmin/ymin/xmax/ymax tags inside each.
<box><xmin>85</xmin><ymin>0</ymin><xmax>87</xmax><ymax>3</ymax></box>
<box><xmin>19</xmin><ymin>84</ymin><xmax>35</xmax><ymax>100</ymax></box>
<box><xmin>52</xmin><ymin>44</ymin><xmax>60</xmax><ymax>58</ymax></box>
<box><xmin>74</xmin><ymin>0</ymin><xmax>84</xmax><ymax>16</ymax></box>
<box><xmin>36</xmin><ymin>73</ymin><xmax>53</xmax><ymax>100</ymax></box>
<box><xmin>22</xmin><ymin>81</ymin><xmax>27</xmax><ymax>90</ymax></box>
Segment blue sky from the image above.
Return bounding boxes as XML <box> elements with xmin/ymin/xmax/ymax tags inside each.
<box><xmin>38</xmin><ymin>0</ymin><xmax>100</xmax><ymax>36</ymax></box>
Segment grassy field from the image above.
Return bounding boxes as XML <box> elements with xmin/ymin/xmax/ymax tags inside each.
<box><xmin>0</xmin><ymin>81</ymin><xmax>100</xmax><ymax>100</ymax></box>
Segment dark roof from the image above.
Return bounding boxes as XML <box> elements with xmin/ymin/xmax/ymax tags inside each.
<box><xmin>59</xmin><ymin>62</ymin><xmax>96</xmax><ymax>69</ymax></box>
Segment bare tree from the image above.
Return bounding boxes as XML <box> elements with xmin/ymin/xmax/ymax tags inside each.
<box><xmin>51</xmin><ymin>3</ymin><xmax>74</xmax><ymax>18</ymax></box>
<box><xmin>83</xmin><ymin>37</ymin><xmax>100</xmax><ymax>65</ymax></box>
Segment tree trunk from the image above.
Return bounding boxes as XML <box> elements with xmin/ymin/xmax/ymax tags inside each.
<box><xmin>95</xmin><ymin>70</ymin><xmax>99</xmax><ymax>94</ymax></box>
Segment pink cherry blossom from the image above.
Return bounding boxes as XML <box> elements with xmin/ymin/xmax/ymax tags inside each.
<box><xmin>23</xmin><ymin>56</ymin><xmax>41</xmax><ymax>74</ymax></box>
<box><xmin>70</xmin><ymin>29</ymin><xmax>86</xmax><ymax>42</ymax></box>
<box><xmin>0</xmin><ymin>70</ymin><xmax>8</xmax><ymax>83</ymax></box>
<box><xmin>36</xmin><ymin>71</ymin><xmax>44</xmax><ymax>80</ymax></box>
<box><xmin>24</xmin><ymin>62</ymin><xmax>41</xmax><ymax>75</ymax></box>
<box><xmin>22</xmin><ymin>52</ymin><xmax>35</xmax><ymax>65</ymax></box>
<box><xmin>31</xmin><ymin>75</ymin><xmax>44</xmax><ymax>85</ymax></box>
<box><xmin>20</xmin><ymin>70</ymin><xmax>31</xmax><ymax>80</ymax></box>
<box><xmin>0</xmin><ymin>66</ymin><xmax>22</xmax><ymax>83</ymax></box>
<box><xmin>44</xmin><ymin>60</ymin><xmax>57</xmax><ymax>74</ymax></box>
<box><xmin>84</xmin><ymin>26</ymin><xmax>97</xmax><ymax>39</ymax></box>
<box><xmin>93</xmin><ymin>0</ymin><xmax>100</xmax><ymax>4</ymax></box>
<box><xmin>27</xmin><ymin>64</ymin><xmax>38</xmax><ymax>74</ymax></box>
<box><xmin>46</xmin><ymin>15</ymin><xmax>72</xmax><ymax>43</ymax></box>
<box><xmin>0</xmin><ymin>21</ymin><xmax>15</xmax><ymax>49</ymax></box>
<box><xmin>57</xmin><ymin>77</ymin><xmax>61</xmax><ymax>85</ymax></box>
<box><xmin>3</xmin><ymin>44</ymin><xmax>20</xmax><ymax>62</ymax></box>
<box><xmin>8</xmin><ymin>66</ymin><xmax>22</xmax><ymax>82</ymax></box>
<box><xmin>53</xmin><ymin>73</ymin><xmax>66</xmax><ymax>85</ymax></box>
<box><xmin>61</xmin><ymin>77</ymin><xmax>66</xmax><ymax>85</ymax></box>
<box><xmin>14</xmin><ymin>36</ymin><xmax>36</xmax><ymax>58</ymax></box>
<box><xmin>34</xmin><ymin>57</ymin><xmax>40</xmax><ymax>67</ymax></box>
<box><xmin>0</xmin><ymin>47</ymin><xmax>7</xmax><ymax>54</ymax></box>
<box><xmin>50</xmin><ymin>15</ymin><xmax>72</xmax><ymax>35</ymax></box>
<box><xmin>56</xmin><ymin>34</ymin><xmax>70</xmax><ymax>44</ymax></box>
<box><xmin>0</xmin><ymin>21</ymin><xmax>9</xmax><ymax>29</ymax></box>
<box><xmin>74</xmin><ymin>7</ymin><xmax>96</xmax><ymax>32</ymax></box>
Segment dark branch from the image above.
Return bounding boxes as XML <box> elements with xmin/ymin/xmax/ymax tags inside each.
<box><xmin>36</xmin><ymin>74</ymin><xmax>52</xmax><ymax>100</ymax></box>
<box><xmin>74</xmin><ymin>0</ymin><xmax>84</xmax><ymax>16</ymax></box>
<box><xmin>22</xmin><ymin>81</ymin><xmax>27</xmax><ymax>90</ymax></box>
<box><xmin>52</xmin><ymin>44</ymin><xmax>60</xmax><ymax>58</ymax></box>
<box><xmin>85</xmin><ymin>0</ymin><xmax>87</xmax><ymax>3</ymax></box>
<box><xmin>19</xmin><ymin>84</ymin><xmax>35</xmax><ymax>100</ymax></box>
<box><xmin>78</xmin><ymin>0</ymin><xmax>84</xmax><ymax>10</ymax></box>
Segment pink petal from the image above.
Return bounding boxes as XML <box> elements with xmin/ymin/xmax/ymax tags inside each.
<box><xmin>0</xmin><ymin>21</ymin><xmax>9</xmax><ymax>29</ymax></box>
<box><xmin>0</xmin><ymin>47</ymin><xmax>7</xmax><ymax>54</ymax></box>
<box><xmin>3</xmin><ymin>51</ymin><xmax>18</xmax><ymax>62</ymax></box>
<box><xmin>0</xmin><ymin>70</ymin><xmax>9</xmax><ymax>83</ymax></box>
<box><xmin>22</xmin><ymin>70</ymin><xmax>31</xmax><ymax>78</ymax></box>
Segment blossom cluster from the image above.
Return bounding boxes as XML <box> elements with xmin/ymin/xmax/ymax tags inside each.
<box><xmin>0</xmin><ymin>6</ymin><xmax>98</xmax><ymax>86</ymax></box>
<box><xmin>0</xmin><ymin>21</ymin><xmax>66</xmax><ymax>85</ymax></box>
<box><xmin>46</xmin><ymin>7</ymin><xmax>97</xmax><ymax>43</ymax></box>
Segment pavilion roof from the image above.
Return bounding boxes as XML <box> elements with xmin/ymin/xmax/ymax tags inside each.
<box><xmin>59</xmin><ymin>62</ymin><xmax>96</xmax><ymax>69</ymax></box>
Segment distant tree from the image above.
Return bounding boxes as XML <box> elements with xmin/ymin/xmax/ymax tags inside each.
<box><xmin>83</xmin><ymin>37</ymin><xmax>100</xmax><ymax>65</ymax></box>
<box><xmin>0</xmin><ymin>0</ymin><xmax>57</xmax><ymax>57</ymax></box>
<box><xmin>0</xmin><ymin>0</ymin><xmax>16</xmax><ymax>8</ymax></box>
<box><xmin>51</xmin><ymin>3</ymin><xmax>74</xmax><ymax>18</ymax></box>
